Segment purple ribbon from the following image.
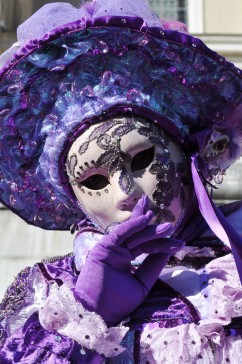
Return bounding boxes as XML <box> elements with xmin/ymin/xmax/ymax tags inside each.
<box><xmin>191</xmin><ymin>155</ymin><xmax>242</xmax><ymax>284</ymax></box>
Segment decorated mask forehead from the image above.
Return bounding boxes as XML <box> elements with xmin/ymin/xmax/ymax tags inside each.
<box><xmin>66</xmin><ymin>117</ymin><xmax>191</xmax><ymax>231</ymax></box>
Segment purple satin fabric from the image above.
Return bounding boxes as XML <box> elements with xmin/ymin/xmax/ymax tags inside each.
<box><xmin>0</xmin><ymin>283</ymin><xmax>199</xmax><ymax>364</ymax></box>
<box><xmin>0</xmin><ymin>256</ymin><xmax>103</xmax><ymax>363</ymax></box>
<box><xmin>0</xmin><ymin>253</ymin><xmax>200</xmax><ymax>363</ymax></box>
<box><xmin>0</xmin><ymin>9</ymin><xmax>241</xmax><ymax>231</ymax></box>
<box><xmin>1</xmin><ymin>16</ymin><xmax>237</xmax><ymax>78</ymax></box>
<box><xmin>191</xmin><ymin>156</ymin><xmax>242</xmax><ymax>283</ymax></box>
<box><xmin>0</xmin><ymin>312</ymin><xmax>103</xmax><ymax>363</ymax></box>
<box><xmin>127</xmin><ymin>279</ymin><xmax>200</xmax><ymax>331</ymax></box>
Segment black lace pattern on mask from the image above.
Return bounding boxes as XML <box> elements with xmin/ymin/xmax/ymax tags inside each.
<box><xmin>149</xmin><ymin>154</ymin><xmax>190</xmax><ymax>223</ymax></box>
<box><xmin>66</xmin><ymin>117</ymin><xmax>189</xmax><ymax>223</ymax></box>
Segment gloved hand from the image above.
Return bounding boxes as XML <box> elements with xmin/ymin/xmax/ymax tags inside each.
<box><xmin>74</xmin><ymin>195</ymin><xmax>184</xmax><ymax>325</ymax></box>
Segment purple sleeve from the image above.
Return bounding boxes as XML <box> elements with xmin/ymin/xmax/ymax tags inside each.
<box><xmin>0</xmin><ymin>312</ymin><xmax>103</xmax><ymax>363</ymax></box>
<box><xmin>0</xmin><ymin>257</ymin><xmax>104</xmax><ymax>363</ymax></box>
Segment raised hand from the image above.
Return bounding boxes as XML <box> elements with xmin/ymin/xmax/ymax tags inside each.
<box><xmin>74</xmin><ymin>195</ymin><xmax>184</xmax><ymax>325</ymax></box>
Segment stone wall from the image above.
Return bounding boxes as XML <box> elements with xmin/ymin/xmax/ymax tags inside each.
<box><xmin>0</xmin><ymin>209</ymin><xmax>73</xmax><ymax>299</ymax></box>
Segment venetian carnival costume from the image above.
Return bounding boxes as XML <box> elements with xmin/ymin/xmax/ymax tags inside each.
<box><xmin>1</xmin><ymin>0</ymin><xmax>242</xmax><ymax>363</ymax></box>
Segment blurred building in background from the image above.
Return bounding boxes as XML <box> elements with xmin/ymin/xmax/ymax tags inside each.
<box><xmin>0</xmin><ymin>0</ymin><xmax>242</xmax><ymax>298</ymax></box>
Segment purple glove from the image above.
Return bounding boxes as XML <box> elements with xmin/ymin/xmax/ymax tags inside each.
<box><xmin>74</xmin><ymin>195</ymin><xmax>184</xmax><ymax>325</ymax></box>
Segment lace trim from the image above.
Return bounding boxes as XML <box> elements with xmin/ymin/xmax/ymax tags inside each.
<box><xmin>167</xmin><ymin>238</ymin><xmax>231</xmax><ymax>270</ymax></box>
<box><xmin>139</xmin><ymin>322</ymin><xmax>242</xmax><ymax>364</ymax></box>
<box><xmin>41</xmin><ymin>252</ymin><xmax>73</xmax><ymax>264</ymax></box>
<box><xmin>0</xmin><ymin>266</ymin><xmax>32</xmax><ymax>346</ymax></box>
<box><xmin>197</xmin><ymin>253</ymin><xmax>242</xmax><ymax>330</ymax></box>
<box><xmin>136</xmin><ymin>254</ymin><xmax>242</xmax><ymax>363</ymax></box>
<box><xmin>39</xmin><ymin>283</ymin><xmax>129</xmax><ymax>358</ymax></box>
<box><xmin>0</xmin><ymin>267</ymin><xmax>31</xmax><ymax>319</ymax></box>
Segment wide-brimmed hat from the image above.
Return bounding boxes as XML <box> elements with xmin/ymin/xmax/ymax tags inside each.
<box><xmin>0</xmin><ymin>0</ymin><xmax>241</xmax><ymax>230</ymax></box>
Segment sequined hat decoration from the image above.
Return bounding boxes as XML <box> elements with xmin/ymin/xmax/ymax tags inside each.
<box><xmin>0</xmin><ymin>0</ymin><xmax>241</xmax><ymax>230</ymax></box>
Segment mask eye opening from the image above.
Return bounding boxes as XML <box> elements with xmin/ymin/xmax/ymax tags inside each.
<box><xmin>131</xmin><ymin>146</ymin><xmax>155</xmax><ymax>173</ymax></box>
<box><xmin>80</xmin><ymin>174</ymin><xmax>110</xmax><ymax>190</ymax></box>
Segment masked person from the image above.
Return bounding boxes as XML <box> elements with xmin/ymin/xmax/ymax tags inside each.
<box><xmin>0</xmin><ymin>1</ymin><xmax>242</xmax><ymax>363</ymax></box>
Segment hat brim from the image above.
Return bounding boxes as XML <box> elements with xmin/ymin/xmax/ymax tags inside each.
<box><xmin>0</xmin><ymin>16</ymin><xmax>241</xmax><ymax>230</ymax></box>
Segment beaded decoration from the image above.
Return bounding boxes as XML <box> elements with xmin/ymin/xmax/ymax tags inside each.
<box><xmin>67</xmin><ymin>117</ymin><xmax>190</xmax><ymax>224</ymax></box>
<box><xmin>39</xmin><ymin>283</ymin><xmax>129</xmax><ymax>357</ymax></box>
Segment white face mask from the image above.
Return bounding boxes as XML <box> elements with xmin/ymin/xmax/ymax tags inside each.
<box><xmin>66</xmin><ymin>117</ymin><xmax>191</xmax><ymax>231</ymax></box>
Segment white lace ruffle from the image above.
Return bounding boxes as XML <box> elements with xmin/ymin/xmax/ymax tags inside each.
<box><xmin>39</xmin><ymin>283</ymin><xmax>128</xmax><ymax>358</ymax></box>
<box><xmin>206</xmin><ymin>253</ymin><xmax>242</xmax><ymax>321</ymax></box>
<box><xmin>140</xmin><ymin>322</ymin><xmax>242</xmax><ymax>364</ymax></box>
<box><xmin>140</xmin><ymin>323</ymin><xmax>214</xmax><ymax>363</ymax></box>
<box><xmin>138</xmin><ymin>253</ymin><xmax>242</xmax><ymax>364</ymax></box>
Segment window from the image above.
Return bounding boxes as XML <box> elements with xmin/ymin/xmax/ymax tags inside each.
<box><xmin>148</xmin><ymin>0</ymin><xmax>188</xmax><ymax>24</ymax></box>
